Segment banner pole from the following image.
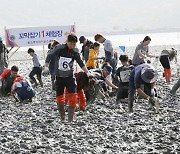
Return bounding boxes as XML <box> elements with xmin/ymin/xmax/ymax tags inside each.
<box><xmin>43</xmin><ymin>45</ymin><xmax>45</xmax><ymax>59</ymax></box>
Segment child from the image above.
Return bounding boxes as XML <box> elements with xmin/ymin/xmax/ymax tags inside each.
<box><xmin>28</xmin><ymin>48</ymin><xmax>43</xmax><ymax>87</ymax></box>
<box><xmin>116</xmin><ymin>55</ymin><xmax>134</xmax><ymax>102</ymax></box>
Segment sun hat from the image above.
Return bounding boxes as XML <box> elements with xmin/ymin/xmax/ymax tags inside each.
<box><xmin>141</xmin><ymin>66</ymin><xmax>158</xmax><ymax>83</ymax></box>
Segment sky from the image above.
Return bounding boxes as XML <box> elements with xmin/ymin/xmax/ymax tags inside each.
<box><xmin>1</xmin><ymin>0</ymin><xmax>180</xmax><ymax>36</ymax></box>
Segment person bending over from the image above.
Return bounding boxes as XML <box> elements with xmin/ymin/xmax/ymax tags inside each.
<box><xmin>159</xmin><ymin>48</ymin><xmax>177</xmax><ymax>83</ymax></box>
<box><xmin>0</xmin><ymin>65</ymin><xmax>19</xmax><ymax>96</ymax></box>
<box><xmin>128</xmin><ymin>63</ymin><xmax>158</xmax><ymax>113</ymax></box>
<box><xmin>11</xmin><ymin>76</ymin><xmax>35</xmax><ymax>102</ymax></box>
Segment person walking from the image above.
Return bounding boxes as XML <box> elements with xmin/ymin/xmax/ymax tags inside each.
<box><xmin>28</xmin><ymin>48</ymin><xmax>43</xmax><ymax>87</ymax></box>
<box><xmin>43</xmin><ymin>34</ymin><xmax>93</xmax><ymax>122</ymax></box>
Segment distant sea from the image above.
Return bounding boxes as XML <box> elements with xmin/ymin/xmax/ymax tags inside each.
<box><xmin>7</xmin><ymin>32</ymin><xmax>180</xmax><ymax>62</ymax></box>
<box><xmin>83</xmin><ymin>32</ymin><xmax>180</xmax><ymax>47</ymax></box>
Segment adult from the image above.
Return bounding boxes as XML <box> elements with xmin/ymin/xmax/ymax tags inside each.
<box><xmin>45</xmin><ymin>40</ymin><xmax>60</xmax><ymax>90</ymax></box>
<box><xmin>86</xmin><ymin>42</ymin><xmax>100</xmax><ymax>69</ymax></box>
<box><xmin>128</xmin><ymin>64</ymin><xmax>158</xmax><ymax>113</ymax></box>
<box><xmin>159</xmin><ymin>48</ymin><xmax>177</xmax><ymax>83</ymax></box>
<box><xmin>44</xmin><ymin>34</ymin><xmax>93</xmax><ymax>122</ymax></box>
<box><xmin>79</xmin><ymin>36</ymin><xmax>93</xmax><ymax>63</ymax></box>
<box><xmin>11</xmin><ymin>76</ymin><xmax>35</xmax><ymax>102</ymax></box>
<box><xmin>28</xmin><ymin>48</ymin><xmax>43</xmax><ymax>87</ymax></box>
<box><xmin>94</xmin><ymin>33</ymin><xmax>117</xmax><ymax>70</ymax></box>
<box><xmin>0</xmin><ymin>65</ymin><xmax>19</xmax><ymax>96</ymax></box>
<box><xmin>132</xmin><ymin>36</ymin><xmax>155</xmax><ymax>66</ymax></box>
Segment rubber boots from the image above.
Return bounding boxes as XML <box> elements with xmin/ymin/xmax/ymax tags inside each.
<box><xmin>57</xmin><ymin>103</ymin><xmax>65</xmax><ymax>121</ymax></box>
<box><xmin>164</xmin><ymin>68</ymin><xmax>171</xmax><ymax>83</ymax></box>
<box><xmin>68</xmin><ymin>107</ymin><xmax>75</xmax><ymax>122</ymax></box>
<box><xmin>128</xmin><ymin>92</ymin><xmax>135</xmax><ymax>113</ymax></box>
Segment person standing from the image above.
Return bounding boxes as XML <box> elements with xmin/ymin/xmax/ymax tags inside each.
<box><xmin>28</xmin><ymin>48</ymin><xmax>43</xmax><ymax>87</ymax></box>
<box><xmin>45</xmin><ymin>40</ymin><xmax>59</xmax><ymax>90</ymax></box>
<box><xmin>79</xmin><ymin>36</ymin><xmax>93</xmax><ymax>63</ymax></box>
<box><xmin>44</xmin><ymin>34</ymin><xmax>93</xmax><ymax>122</ymax></box>
<box><xmin>159</xmin><ymin>48</ymin><xmax>177</xmax><ymax>83</ymax></box>
<box><xmin>132</xmin><ymin>36</ymin><xmax>155</xmax><ymax>66</ymax></box>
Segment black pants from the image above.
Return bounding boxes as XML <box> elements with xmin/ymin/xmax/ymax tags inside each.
<box><xmin>55</xmin><ymin>76</ymin><xmax>77</xmax><ymax>96</ymax></box>
<box><xmin>29</xmin><ymin>67</ymin><xmax>42</xmax><ymax>83</ymax></box>
<box><xmin>160</xmin><ymin>55</ymin><xmax>170</xmax><ymax>69</ymax></box>
<box><xmin>117</xmin><ymin>83</ymin><xmax>129</xmax><ymax>100</ymax></box>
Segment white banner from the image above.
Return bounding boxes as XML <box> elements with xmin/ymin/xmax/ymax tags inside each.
<box><xmin>5</xmin><ymin>25</ymin><xmax>76</xmax><ymax>47</ymax></box>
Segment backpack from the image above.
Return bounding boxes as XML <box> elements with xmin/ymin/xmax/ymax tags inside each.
<box><xmin>16</xmin><ymin>81</ymin><xmax>35</xmax><ymax>100</ymax></box>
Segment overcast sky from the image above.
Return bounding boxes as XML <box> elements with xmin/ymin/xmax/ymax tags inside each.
<box><xmin>1</xmin><ymin>0</ymin><xmax>180</xmax><ymax>35</ymax></box>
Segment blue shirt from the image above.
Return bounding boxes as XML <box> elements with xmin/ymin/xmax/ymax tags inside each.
<box><xmin>129</xmin><ymin>64</ymin><xmax>150</xmax><ymax>92</ymax></box>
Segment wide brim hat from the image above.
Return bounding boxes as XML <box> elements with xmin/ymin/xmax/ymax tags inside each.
<box><xmin>141</xmin><ymin>66</ymin><xmax>158</xmax><ymax>83</ymax></box>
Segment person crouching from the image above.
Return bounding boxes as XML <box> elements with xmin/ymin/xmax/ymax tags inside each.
<box><xmin>128</xmin><ymin>63</ymin><xmax>158</xmax><ymax>113</ymax></box>
<box><xmin>11</xmin><ymin>76</ymin><xmax>35</xmax><ymax>102</ymax></box>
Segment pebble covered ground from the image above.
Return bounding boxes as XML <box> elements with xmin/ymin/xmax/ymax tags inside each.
<box><xmin>0</xmin><ymin>46</ymin><xmax>179</xmax><ymax>153</ymax></box>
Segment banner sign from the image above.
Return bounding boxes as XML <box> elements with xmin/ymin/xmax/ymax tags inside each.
<box><xmin>5</xmin><ymin>25</ymin><xmax>76</xmax><ymax>47</ymax></box>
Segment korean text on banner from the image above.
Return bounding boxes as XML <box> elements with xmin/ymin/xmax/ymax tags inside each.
<box><xmin>5</xmin><ymin>25</ymin><xmax>76</xmax><ymax>47</ymax></box>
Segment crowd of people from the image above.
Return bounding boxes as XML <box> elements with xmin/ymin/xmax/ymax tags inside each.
<box><xmin>0</xmin><ymin>34</ymin><xmax>179</xmax><ymax>122</ymax></box>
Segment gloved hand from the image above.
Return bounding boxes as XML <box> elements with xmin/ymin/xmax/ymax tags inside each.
<box><xmin>42</xmin><ymin>66</ymin><xmax>49</xmax><ymax>76</ymax></box>
<box><xmin>147</xmin><ymin>96</ymin><xmax>156</xmax><ymax>107</ymax></box>
<box><xmin>86</xmin><ymin>72</ymin><xmax>94</xmax><ymax>78</ymax></box>
<box><xmin>151</xmin><ymin>89</ymin><xmax>155</xmax><ymax>97</ymax></box>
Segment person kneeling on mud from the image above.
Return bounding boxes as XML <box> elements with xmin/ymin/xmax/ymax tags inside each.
<box><xmin>11</xmin><ymin>76</ymin><xmax>35</xmax><ymax>102</ymax></box>
<box><xmin>116</xmin><ymin>55</ymin><xmax>134</xmax><ymax>103</ymax></box>
<box><xmin>128</xmin><ymin>63</ymin><xmax>158</xmax><ymax>113</ymax></box>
